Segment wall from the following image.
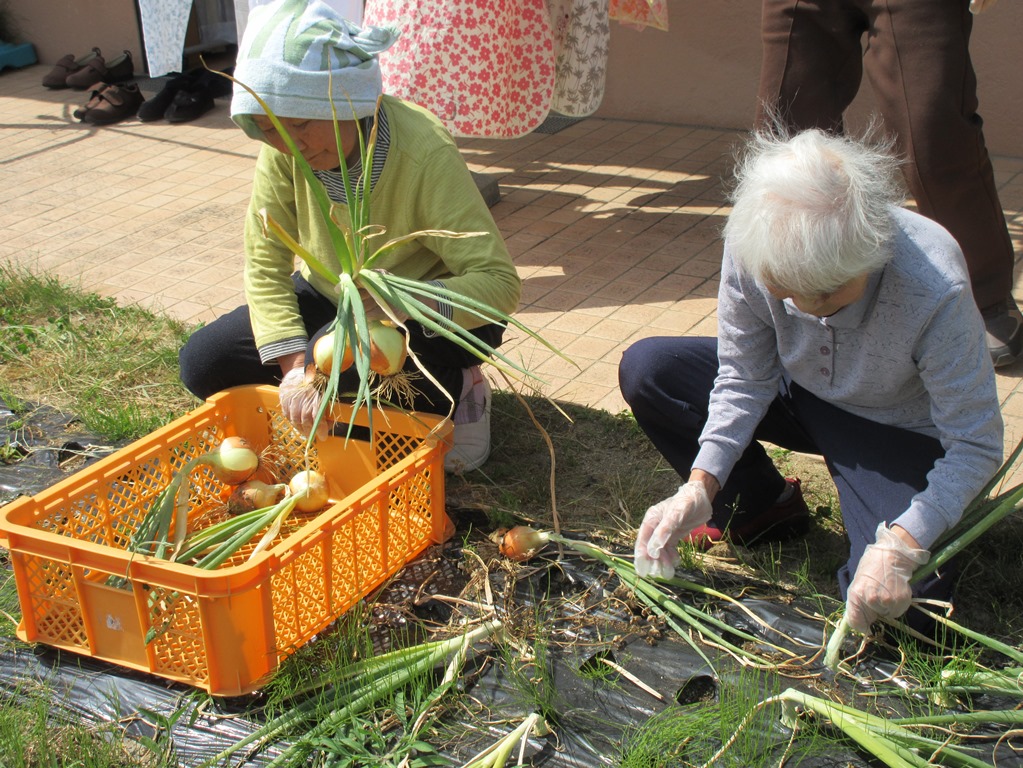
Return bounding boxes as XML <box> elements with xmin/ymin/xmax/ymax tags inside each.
<box><xmin>9</xmin><ymin>0</ymin><xmax>143</xmax><ymax>73</ymax></box>
<box><xmin>597</xmin><ymin>0</ymin><xmax>1023</xmax><ymax>156</ymax></box>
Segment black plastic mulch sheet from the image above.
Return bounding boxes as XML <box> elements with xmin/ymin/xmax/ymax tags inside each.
<box><xmin>0</xmin><ymin>396</ymin><xmax>123</xmax><ymax>507</ymax></box>
<box><xmin>4</xmin><ymin>546</ymin><xmax>1023</xmax><ymax>767</ymax></box>
<box><xmin>3</xmin><ymin>399</ymin><xmax>1023</xmax><ymax>767</ymax></box>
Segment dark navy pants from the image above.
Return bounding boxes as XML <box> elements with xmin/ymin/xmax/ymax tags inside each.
<box><xmin>619</xmin><ymin>336</ymin><xmax>955</xmax><ymax>616</ymax></box>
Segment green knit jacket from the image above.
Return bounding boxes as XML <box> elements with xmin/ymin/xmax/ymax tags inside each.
<box><xmin>244</xmin><ymin>95</ymin><xmax>521</xmax><ymax>359</ymax></box>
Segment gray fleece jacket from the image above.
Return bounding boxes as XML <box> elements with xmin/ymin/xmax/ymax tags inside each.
<box><xmin>694</xmin><ymin>206</ymin><xmax>1003</xmax><ymax>550</ymax></box>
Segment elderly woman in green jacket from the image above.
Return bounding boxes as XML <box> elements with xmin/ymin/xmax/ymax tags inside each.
<box><xmin>179</xmin><ymin>0</ymin><xmax>520</xmax><ymax>473</ymax></box>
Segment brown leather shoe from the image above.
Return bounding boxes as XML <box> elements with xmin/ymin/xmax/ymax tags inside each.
<box><xmin>66</xmin><ymin>50</ymin><xmax>134</xmax><ymax>90</ymax></box>
<box><xmin>42</xmin><ymin>47</ymin><xmax>101</xmax><ymax>89</ymax></box>
<box><xmin>76</xmin><ymin>82</ymin><xmax>145</xmax><ymax>125</ymax></box>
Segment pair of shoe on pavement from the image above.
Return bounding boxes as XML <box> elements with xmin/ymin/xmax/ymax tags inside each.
<box><xmin>73</xmin><ymin>81</ymin><xmax>145</xmax><ymax>126</ymax></box>
<box><xmin>71</xmin><ymin>67</ymin><xmax>235</xmax><ymax>127</ymax></box>
<box><xmin>43</xmin><ymin>48</ymin><xmax>134</xmax><ymax>90</ymax></box>
<box><xmin>138</xmin><ymin>67</ymin><xmax>234</xmax><ymax>123</ymax></box>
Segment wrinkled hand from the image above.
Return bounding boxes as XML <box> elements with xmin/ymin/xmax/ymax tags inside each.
<box><xmin>279</xmin><ymin>366</ymin><xmax>330</xmax><ymax>441</ymax></box>
<box><xmin>845</xmin><ymin>523</ymin><xmax>929</xmax><ymax>634</ymax></box>
<box><xmin>634</xmin><ymin>482</ymin><xmax>713</xmax><ymax>579</ymax></box>
<box><xmin>969</xmin><ymin>0</ymin><xmax>997</xmax><ymax>14</ymax></box>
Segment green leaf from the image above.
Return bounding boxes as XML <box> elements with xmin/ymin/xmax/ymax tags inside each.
<box><xmin>258</xmin><ymin>208</ymin><xmax>340</xmax><ymax>286</ymax></box>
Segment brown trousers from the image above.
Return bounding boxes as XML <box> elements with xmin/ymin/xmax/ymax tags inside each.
<box><xmin>756</xmin><ymin>0</ymin><xmax>1014</xmax><ymax>310</ymax></box>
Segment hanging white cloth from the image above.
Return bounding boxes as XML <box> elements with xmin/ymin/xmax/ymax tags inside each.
<box><xmin>139</xmin><ymin>0</ymin><xmax>239</xmax><ymax>77</ymax></box>
<box><xmin>236</xmin><ymin>0</ymin><xmax>363</xmax><ymax>43</ymax></box>
<box><xmin>137</xmin><ymin>0</ymin><xmax>193</xmax><ymax>77</ymax></box>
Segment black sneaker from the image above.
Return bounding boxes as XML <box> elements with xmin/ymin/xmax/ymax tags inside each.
<box><xmin>164</xmin><ymin>85</ymin><xmax>214</xmax><ymax>123</ymax></box>
<box><xmin>982</xmin><ymin>299</ymin><xmax>1023</xmax><ymax>368</ymax></box>
<box><xmin>137</xmin><ymin>71</ymin><xmax>197</xmax><ymax>122</ymax></box>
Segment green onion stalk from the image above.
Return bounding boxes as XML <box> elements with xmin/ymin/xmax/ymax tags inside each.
<box><xmin>460</xmin><ymin>712</ymin><xmax>550</xmax><ymax>768</ymax></box>
<box><xmin>498</xmin><ymin>526</ymin><xmax>804</xmax><ymax>672</ymax></box>
<box><xmin>223</xmin><ymin>71</ymin><xmax>571</xmax><ymax>444</ymax></box>
<box><xmin>909</xmin><ymin>666</ymin><xmax>1023</xmax><ymax>706</ymax></box>
<box><xmin>141</xmin><ymin>490</ymin><xmax>314</xmax><ymax>644</ymax></box>
<box><xmin>110</xmin><ymin>437</ymin><xmax>263</xmax><ymax>591</ymax></box>
<box><xmin>824</xmin><ymin>437</ymin><xmax>1023</xmax><ymax>670</ymax></box>
<box><xmin>170</xmin><ymin>492</ymin><xmax>303</xmax><ymax>568</ymax></box>
<box><xmin>200</xmin><ymin>620</ymin><xmax>502</xmax><ymax>768</ymax></box>
<box><xmin>702</xmin><ymin>686</ymin><xmax>1012</xmax><ymax>768</ymax></box>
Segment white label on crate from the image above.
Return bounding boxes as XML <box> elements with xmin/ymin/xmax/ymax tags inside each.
<box><xmin>106</xmin><ymin>614</ymin><xmax>123</xmax><ymax>631</ymax></box>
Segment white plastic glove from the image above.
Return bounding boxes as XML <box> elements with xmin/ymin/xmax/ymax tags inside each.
<box><xmin>634</xmin><ymin>482</ymin><xmax>713</xmax><ymax>579</ymax></box>
<box><xmin>969</xmin><ymin>0</ymin><xmax>998</xmax><ymax>14</ymax></box>
<box><xmin>845</xmin><ymin>523</ymin><xmax>929</xmax><ymax>634</ymax></box>
<box><xmin>279</xmin><ymin>366</ymin><xmax>329</xmax><ymax>441</ymax></box>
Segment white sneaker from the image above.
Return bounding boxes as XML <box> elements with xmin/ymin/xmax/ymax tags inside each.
<box><xmin>444</xmin><ymin>370</ymin><xmax>492</xmax><ymax>474</ymax></box>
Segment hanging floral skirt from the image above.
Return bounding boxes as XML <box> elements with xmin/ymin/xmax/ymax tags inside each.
<box><xmin>364</xmin><ymin>0</ymin><xmax>556</xmax><ymax>138</ymax></box>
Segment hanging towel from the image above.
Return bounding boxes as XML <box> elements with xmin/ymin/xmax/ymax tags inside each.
<box><xmin>137</xmin><ymin>0</ymin><xmax>193</xmax><ymax>77</ymax></box>
<box><xmin>548</xmin><ymin>0</ymin><xmax>610</xmax><ymax>118</ymax></box>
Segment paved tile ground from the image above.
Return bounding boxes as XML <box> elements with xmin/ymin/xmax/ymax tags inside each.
<box><xmin>3</xmin><ymin>62</ymin><xmax>1023</xmax><ymax>481</ymax></box>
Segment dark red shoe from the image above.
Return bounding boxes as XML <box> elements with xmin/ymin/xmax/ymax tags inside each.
<box><xmin>686</xmin><ymin>478</ymin><xmax>811</xmax><ymax>550</ymax></box>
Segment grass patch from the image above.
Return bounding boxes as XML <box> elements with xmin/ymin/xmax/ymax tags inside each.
<box><xmin>0</xmin><ymin>264</ymin><xmax>197</xmax><ymax>441</ymax></box>
<box><xmin>0</xmin><ymin>680</ymin><xmax>160</xmax><ymax>767</ymax></box>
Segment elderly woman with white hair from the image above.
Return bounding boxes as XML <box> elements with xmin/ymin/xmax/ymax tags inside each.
<box><xmin>178</xmin><ymin>0</ymin><xmax>520</xmax><ymax>473</ymax></box>
<box><xmin>619</xmin><ymin>127</ymin><xmax>1003</xmax><ymax>636</ymax></box>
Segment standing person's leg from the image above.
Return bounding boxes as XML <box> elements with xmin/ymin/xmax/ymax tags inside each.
<box><xmin>865</xmin><ymin>0</ymin><xmax>1019</xmax><ymax>363</ymax></box>
<box><xmin>756</xmin><ymin>0</ymin><xmax>867</xmax><ymax>130</ymax></box>
<box><xmin>783</xmin><ymin>383</ymin><xmax>952</xmax><ymax>631</ymax></box>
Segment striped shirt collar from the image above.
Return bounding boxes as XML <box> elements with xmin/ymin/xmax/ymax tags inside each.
<box><xmin>312</xmin><ymin>109</ymin><xmax>390</xmax><ymax>205</ymax></box>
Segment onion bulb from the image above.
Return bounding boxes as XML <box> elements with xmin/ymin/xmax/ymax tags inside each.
<box><xmin>368</xmin><ymin>321</ymin><xmax>407</xmax><ymax>376</ymax></box>
<box><xmin>227</xmin><ymin>480</ymin><xmax>288</xmax><ymax>514</ymax></box>
<box><xmin>205</xmin><ymin>436</ymin><xmax>260</xmax><ymax>485</ymax></box>
<box><xmin>313</xmin><ymin>330</ymin><xmax>353</xmax><ymax>376</ymax></box>
<box><xmin>498</xmin><ymin>526</ymin><xmax>550</xmax><ymax>562</ymax></box>
<box><xmin>289</xmin><ymin>469</ymin><xmax>330</xmax><ymax>513</ymax></box>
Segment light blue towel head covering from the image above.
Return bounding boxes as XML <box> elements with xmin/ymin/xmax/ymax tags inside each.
<box><xmin>231</xmin><ymin>0</ymin><xmax>398</xmax><ymax>139</ymax></box>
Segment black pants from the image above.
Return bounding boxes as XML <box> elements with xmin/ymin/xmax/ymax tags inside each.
<box><xmin>179</xmin><ymin>273</ymin><xmax>504</xmax><ymax>416</ymax></box>
<box><xmin>619</xmin><ymin>336</ymin><xmax>956</xmax><ymax>619</ymax></box>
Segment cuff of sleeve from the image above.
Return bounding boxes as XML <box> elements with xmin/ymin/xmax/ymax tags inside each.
<box><xmin>693</xmin><ymin>441</ymin><xmax>738</xmax><ymax>489</ymax></box>
<box><xmin>891</xmin><ymin>502</ymin><xmax>945</xmax><ymax>552</ymax></box>
<box><xmin>258</xmin><ymin>337</ymin><xmax>309</xmax><ymax>366</ymax></box>
<box><xmin>422</xmin><ymin>280</ymin><xmax>452</xmax><ymax>338</ymax></box>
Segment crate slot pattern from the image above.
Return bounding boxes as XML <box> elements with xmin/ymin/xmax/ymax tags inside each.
<box><xmin>23</xmin><ymin>559</ymin><xmax>87</xmax><ymax>647</ymax></box>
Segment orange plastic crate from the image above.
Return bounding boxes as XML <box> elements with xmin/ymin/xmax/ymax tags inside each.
<box><xmin>0</xmin><ymin>385</ymin><xmax>453</xmax><ymax>696</ymax></box>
